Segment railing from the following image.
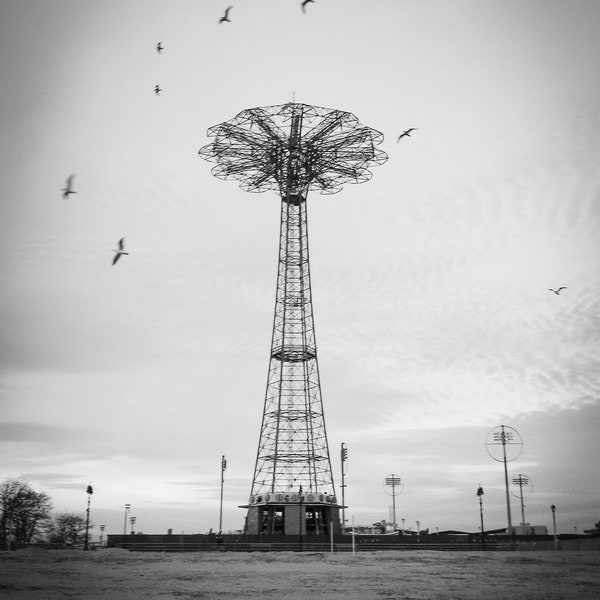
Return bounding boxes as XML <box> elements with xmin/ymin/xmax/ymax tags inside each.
<box><xmin>113</xmin><ymin>540</ymin><xmax>517</xmax><ymax>553</ymax></box>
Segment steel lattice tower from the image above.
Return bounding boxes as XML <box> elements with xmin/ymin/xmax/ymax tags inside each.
<box><xmin>199</xmin><ymin>103</ymin><xmax>387</xmax><ymax>536</ymax></box>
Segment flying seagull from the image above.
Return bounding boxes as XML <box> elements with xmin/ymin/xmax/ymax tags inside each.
<box><xmin>549</xmin><ymin>287</ymin><xmax>567</xmax><ymax>295</ymax></box>
<box><xmin>154</xmin><ymin>84</ymin><xmax>162</xmax><ymax>95</ymax></box>
<box><xmin>219</xmin><ymin>6</ymin><xmax>232</xmax><ymax>23</ymax></box>
<box><xmin>156</xmin><ymin>42</ymin><xmax>163</xmax><ymax>53</ymax></box>
<box><xmin>61</xmin><ymin>174</ymin><xmax>77</xmax><ymax>199</ymax></box>
<box><xmin>112</xmin><ymin>237</ymin><xmax>129</xmax><ymax>266</ymax></box>
<box><xmin>301</xmin><ymin>0</ymin><xmax>315</xmax><ymax>13</ymax></box>
<box><xmin>397</xmin><ymin>128</ymin><xmax>417</xmax><ymax>142</ymax></box>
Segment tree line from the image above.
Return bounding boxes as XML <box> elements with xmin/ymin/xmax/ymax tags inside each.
<box><xmin>1</xmin><ymin>479</ymin><xmax>91</xmax><ymax>547</ymax></box>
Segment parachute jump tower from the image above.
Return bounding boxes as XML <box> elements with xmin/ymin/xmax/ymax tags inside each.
<box><xmin>199</xmin><ymin>103</ymin><xmax>387</xmax><ymax>536</ymax></box>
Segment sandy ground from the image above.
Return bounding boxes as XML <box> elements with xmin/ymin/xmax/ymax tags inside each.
<box><xmin>1</xmin><ymin>548</ymin><xmax>599</xmax><ymax>600</ymax></box>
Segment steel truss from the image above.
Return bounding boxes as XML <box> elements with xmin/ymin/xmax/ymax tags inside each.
<box><xmin>199</xmin><ymin>102</ymin><xmax>387</xmax><ymax>499</ymax></box>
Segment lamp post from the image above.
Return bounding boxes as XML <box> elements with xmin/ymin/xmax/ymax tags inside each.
<box><xmin>298</xmin><ymin>485</ymin><xmax>304</xmax><ymax>550</ymax></box>
<box><xmin>123</xmin><ymin>504</ymin><xmax>131</xmax><ymax>535</ymax></box>
<box><xmin>130</xmin><ymin>516</ymin><xmax>136</xmax><ymax>535</ymax></box>
<box><xmin>340</xmin><ymin>442</ymin><xmax>348</xmax><ymax>532</ymax></box>
<box><xmin>384</xmin><ymin>475</ymin><xmax>403</xmax><ymax>532</ymax></box>
<box><xmin>477</xmin><ymin>484</ymin><xmax>485</xmax><ymax>545</ymax></box>
<box><xmin>99</xmin><ymin>525</ymin><xmax>105</xmax><ymax>548</ymax></box>
<box><xmin>84</xmin><ymin>484</ymin><xmax>93</xmax><ymax>551</ymax></box>
<box><xmin>551</xmin><ymin>505</ymin><xmax>558</xmax><ymax>550</ymax></box>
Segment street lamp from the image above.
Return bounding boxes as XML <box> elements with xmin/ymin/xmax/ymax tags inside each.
<box><xmin>384</xmin><ymin>475</ymin><xmax>403</xmax><ymax>532</ymax></box>
<box><xmin>123</xmin><ymin>504</ymin><xmax>131</xmax><ymax>535</ymax></box>
<box><xmin>551</xmin><ymin>505</ymin><xmax>558</xmax><ymax>550</ymax></box>
<box><xmin>298</xmin><ymin>485</ymin><xmax>304</xmax><ymax>550</ymax></box>
<box><xmin>84</xmin><ymin>484</ymin><xmax>93</xmax><ymax>551</ymax></box>
<box><xmin>476</xmin><ymin>485</ymin><xmax>485</xmax><ymax>545</ymax></box>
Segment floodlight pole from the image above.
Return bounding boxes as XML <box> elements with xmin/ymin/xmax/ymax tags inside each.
<box><xmin>512</xmin><ymin>474</ymin><xmax>529</xmax><ymax>533</ymax></box>
<box><xmin>219</xmin><ymin>455</ymin><xmax>226</xmax><ymax>535</ymax></box>
<box><xmin>385</xmin><ymin>475</ymin><xmax>402</xmax><ymax>531</ymax></box>
<box><xmin>123</xmin><ymin>504</ymin><xmax>131</xmax><ymax>535</ymax></box>
<box><xmin>340</xmin><ymin>442</ymin><xmax>348</xmax><ymax>532</ymax></box>
<box><xmin>486</xmin><ymin>424</ymin><xmax>522</xmax><ymax>536</ymax></box>
<box><xmin>499</xmin><ymin>425</ymin><xmax>513</xmax><ymax>534</ymax></box>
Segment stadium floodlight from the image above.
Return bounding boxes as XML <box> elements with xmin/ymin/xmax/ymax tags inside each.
<box><xmin>384</xmin><ymin>474</ymin><xmax>403</xmax><ymax>532</ymax></box>
<box><xmin>485</xmin><ymin>425</ymin><xmax>522</xmax><ymax>534</ymax></box>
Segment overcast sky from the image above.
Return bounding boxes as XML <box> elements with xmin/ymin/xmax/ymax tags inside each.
<box><xmin>1</xmin><ymin>0</ymin><xmax>599</xmax><ymax>538</ymax></box>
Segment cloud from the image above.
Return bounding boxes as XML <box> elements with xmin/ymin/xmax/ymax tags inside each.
<box><xmin>0</xmin><ymin>421</ymin><xmax>85</xmax><ymax>444</ymax></box>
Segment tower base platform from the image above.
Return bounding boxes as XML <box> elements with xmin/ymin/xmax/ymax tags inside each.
<box><xmin>241</xmin><ymin>495</ymin><xmax>342</xmax><ymax>536</ymax></box>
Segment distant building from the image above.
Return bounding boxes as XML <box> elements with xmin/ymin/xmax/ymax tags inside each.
<box><xmin>510</xmin><ymin>523</ymin><xmax>548</xmax><ymax>536</ymax></box>
<box><xmin>583</xmin><ymin>520</ymin><xmax>600</xmax><ymax>535</ymax></box>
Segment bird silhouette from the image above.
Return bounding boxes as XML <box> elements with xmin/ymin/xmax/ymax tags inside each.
<box><xmin>154</xmin><ymin>84</ymin><xmax>162</xmax><ymax>95</ymax></box>
<box><xmin>549</xmin><ymin>287</ymin><xmax>567</xmax><ymax>295</ymax></box>
<box><xmin>61</xmin><ymin>174</ymin><xmax>77</xmax><ymax>199</ymax></box>
<box><xmin>112</xmin><ymin>238</ymin><xmax>129</xmax><ymax>265</ymax></box>
<box><xmin>156</xmin><ymin>42</ymin><xmax>163</xmax><ymax>53</ymax></box>
<box><xmin>219</xmin><ymin>6</ymin><xmax>232</xmax><ymax>23</ymax></box>
<box><xmin>301</xmin><ymin>0</ymin><xmax>315</xmax><ymax>13</ymax></box>
<box><xmin>397</xmin><ymin>128</ymin><xmax>417</xmax><ymax>142</ymax></box>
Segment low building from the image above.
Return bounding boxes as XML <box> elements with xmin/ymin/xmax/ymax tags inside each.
<box><xmin>510</xmin><ymin>523</ymin><xmax>548</xmax><ymax>536</ymax></box>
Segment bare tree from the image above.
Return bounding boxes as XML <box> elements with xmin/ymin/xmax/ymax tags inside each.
<box><xmin>49</xmin><ymin>513</ymin><xmax>89</xmax><ymax>546</ymax></box>
<box><xmin>0</xmin><ymin>479</ymin><xmax>53</xmax><ymax>546</ymax></box>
